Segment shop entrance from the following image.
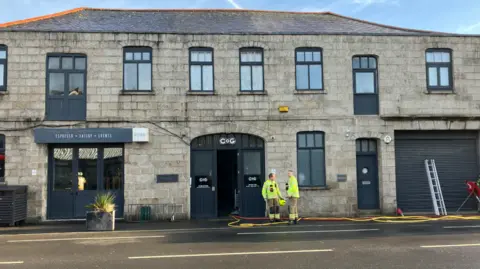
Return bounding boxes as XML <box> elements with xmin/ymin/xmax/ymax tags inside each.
<box><xmin>217</xmin><ymin>150</ymin><xmax>238</xmax><ymax>217</ymax></box>
<box><xmin>47</xmin><ymin>145</ymin><xmax>125</xmax><ymax>219</ymax></box>
<box><xmin>190</xmin><ymin>133</ymin><xmax>265</xmax><ymax>219</ymax></box>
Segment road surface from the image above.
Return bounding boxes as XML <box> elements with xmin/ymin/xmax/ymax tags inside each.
<box><xmin>0</xmin><ymin>220</ymin><xmax>479</xmax><ymax>268</ymax></box>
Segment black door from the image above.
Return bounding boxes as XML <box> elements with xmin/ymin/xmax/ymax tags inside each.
<box><xmin>240</xmin><ymin>150</ymin><xmax>265</xmax><ymax>217</ymax></box>
<box><xmin>48</xmin><ymin>147</ymin><xmax>75</xmax><ymax>219</ymax></box>
<box><xmin>356</xmin><ymin>139</ymin><xmax>379</xmax><ymax>210</ymax></box>
<box><xmin>190</xmin><ymin>150</ymin><xmax>216</xmax><ymax>219</ymax></box>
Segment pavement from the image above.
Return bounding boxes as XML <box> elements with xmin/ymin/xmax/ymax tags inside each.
<box><xmin>1</xmin><ymin>219</ymin><xmax>480</xmax><ymax>268</ymax></box>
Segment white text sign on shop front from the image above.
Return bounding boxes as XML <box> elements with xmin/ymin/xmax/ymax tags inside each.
<box><xmin>219</xmin><ymin>137</ymin><xmax>236</xmax><ymax>145</ymax></box>
<box><xmin>132</xmin><ymin>128</ymin><xmax>149</xmax><ymax>142</ymax></box>
<box><xmin>34</xmin><ymin>128</ymin><xmax>150</xmax><ymax>144</ymax></box>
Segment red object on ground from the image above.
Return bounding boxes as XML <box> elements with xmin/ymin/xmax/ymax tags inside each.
<box><xmin>466</xmin><ymin>181</ymin><xmax>480</xmax><ymax>196</ymax></box>
<box><xmin>396</xmin><ymin>208</ymin><xmax>404</xmax><ymax>216</ymax></box>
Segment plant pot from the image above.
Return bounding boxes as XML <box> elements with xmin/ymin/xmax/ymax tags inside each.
<box><xmin>86</xmin><ymin>210</ymin><xmax>115</xmax><ymax>231</ymax></box>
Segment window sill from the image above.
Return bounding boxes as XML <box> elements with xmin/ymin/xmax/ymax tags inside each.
<box><xmin>299</xmin><ymin>186</ymin><xmax>331</xmax><ymax>191</ymax></box>
<box><xmin>120</xmin><ymin>90</ymin><xmax>155</xmax><ymax>95</ymax></box>
<box><xmin>186</xmin><ymin>91</ymin><xmax>217</xmax><ymax>96</ymax></box>
<box><xmin>0</xmin><ymin>91</ymin><xmax>8</xmax><ymax>95</ymax></box>
<box><xmin>424</xmin><ymin>89</ymin><xmax>455</xmax><ymax>95</ymax></box>
<box><xmin>237</xmin><ymin>91</ymin><xmax>268</xmax><ymax>96</ymax></box>
<box><xmin>294</xmin><ymin>90</ymin><xmax>326</xmax><ymax>95</ymax></box>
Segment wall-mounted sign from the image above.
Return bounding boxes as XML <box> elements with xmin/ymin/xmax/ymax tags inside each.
<box><xmin>383</xmin><ymin>135</ymin><xmax>392</xmax><ymax>144</ymax></box>
<box><xmin>244</xmin><ymin>175</ymin><xmax>261</xmax><ymax>188</ymax></box>
<box><xmin>219</xmin><ymin>136</ymin><xmax>236</xmax><ymax>145</ymax></box>
<box><xmin>278</xmin><ymin>106</ymin><xmax>289</xmax><ymax>113</ymax></box>
<box><xmin>156</xmin><ymin>174</ymin><xmax>178</xmax><ymax>183</ymax></box>
<box><xmin>195</xmin><ymin>175</ymin><xmax>212</xmax><ymax>188</ymax></box>
<box><xmin>34</xmin><ymin>128</ymin><xmax>150</xmax><ymax>144</ymax></box>
<box><xmin>133</xmin><ymin>128</ymin><xmax>149</xmax><ymax>142</ymax></box>
<box><xmin>337</xmin><ymin>174</ymin><xmax>347</xmax><ymax>182</ymax></box>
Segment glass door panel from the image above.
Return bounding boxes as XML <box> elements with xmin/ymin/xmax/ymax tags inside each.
<box><xmin>74</xmin><ymin>148</ymin><xmax>99</xmax><ymax>218</ymax></box>
<box><xmin>103</xmin><ymin>147</ymin><xmax>124</xmax><ymax>217</ymax></box>
<box><xmin>49</xmin><ymin>148</ymin><xmax>74</xmax><ymax>219</ymax></box>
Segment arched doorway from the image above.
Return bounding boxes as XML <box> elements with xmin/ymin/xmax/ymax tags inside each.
<box><xmin>190</xmin><ymin>133</ymin><xmax>265</xmax><ymax>219</ymax></box>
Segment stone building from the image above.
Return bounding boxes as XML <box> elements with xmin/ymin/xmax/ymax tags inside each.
<box><xmin>0</xmin><ymin>8</ymin><xmax>479</xmax><ymax>222</ymax></box>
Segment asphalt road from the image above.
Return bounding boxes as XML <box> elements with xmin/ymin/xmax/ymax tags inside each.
<box><xmin>1</xmin><ymin>221</ymin><xmax>480</xmax><ymax>268</ymax></box>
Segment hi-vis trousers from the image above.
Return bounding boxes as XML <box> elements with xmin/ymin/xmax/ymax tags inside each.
<box><xmin>288</xmin><ymin>197</ymin><xmax>299</xmax><ymax>221</ymax></box>
<box><xmin>267</xmin><ymin>198</ymin><xmax>280</xmax><ymax>221</ymax></box>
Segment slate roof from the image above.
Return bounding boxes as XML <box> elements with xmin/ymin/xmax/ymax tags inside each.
<box><xmin>0</xmin><ymin>7</ymin><xmax>453</xmax><ymax>36</ymax></box>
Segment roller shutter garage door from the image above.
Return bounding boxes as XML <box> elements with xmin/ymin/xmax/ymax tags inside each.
<box><xmin>395</xmin><ymin>131</ymin><xmax>478</xmax><ymax>213</ymax></box>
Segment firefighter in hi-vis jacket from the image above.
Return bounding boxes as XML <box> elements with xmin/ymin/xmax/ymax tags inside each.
<box><xmin>262</xmin><ymin>173</ymin><xmax>283</xmax><ymax>222</ymax></box>
<box><xmin>286</xmin><ymin>170</ymin><xmax>300</xmax><ymax>225</ymax></box>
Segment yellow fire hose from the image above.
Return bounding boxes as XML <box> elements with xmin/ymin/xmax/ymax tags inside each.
<box><xmin>228</xmin><ymin>215</ymin><xmax>480</xmax><ymax>228</ymax></box>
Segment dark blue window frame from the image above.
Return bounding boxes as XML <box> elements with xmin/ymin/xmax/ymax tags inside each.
<box><xmin>296</xmin><ymin>131</ymin><xmax>326</xmax><ymax>187</ymax></box>
<box><xmin>45</xmin><ymin>53</ymin><xmax>87</xmax><ymax>121</ymax></box>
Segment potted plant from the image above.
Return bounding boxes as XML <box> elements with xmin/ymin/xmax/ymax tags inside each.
<box><xmin>85</xmin><ymin>192</ymin><xmax>116</xmax><ymax>231</ymax></box>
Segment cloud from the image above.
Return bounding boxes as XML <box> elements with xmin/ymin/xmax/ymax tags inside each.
<box><xmin>351</xmin><ymin>0</ymin><xmax>399</xmax><ymax>13</ymax></box>
<box><xmin>226</xmin><ymin>0</ymin><xmax>242</xmax><ymax>9</ymax></box>
<box><xmin>352</xmin><ymin>0</ymin><xmax>398</xmax><ymax>5</ymax></box>
<box><xmin>300</xmin><ymin>0</ymin><xmax>345</xmax><ymax>13</ymax></box>
<box><xmin>457</xmin><ymin>21</ymin><xmax>480</xmax><ymax>34</ymax></box>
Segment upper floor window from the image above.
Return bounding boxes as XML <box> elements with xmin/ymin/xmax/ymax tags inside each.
<box><xmin>0</xmin><ymin>134</ymin><xmax>4</xmax><ymax>183</ymax></box>
<box><xmin>190</xmin><ymin>48</ymin><xmax>214</xmax><ymax>92</ymax></box>
<box><xmin>0</xmin><ymin>45</ymin><xmax>7</xmax><ymax>91</ymax></box>
<box><xmin>353</xmin><ymin>55</ymin><xmax>379</xmax><ymax>115</ymax></box>
<box><xmin>297</xmin><ymin>132</ymin><xmax>326</xmax><ymax>187</ymax></box>
<box><xmin>295</xmin><ymin>48</ymin><xmax>323</xmax><ymax>91</ymax></box>
<box><xmin>426</xmin><ymin>49</ymin><xmax>453</xmax><ymax>90</ymax></box>
<box><xmin>123</xmin><ymin>47</ymin><xmax>152</xmax><ymax>91</ymax></box>
<box><xmin>240</xmin><ymin>48</ymin><xmax>264</xmax><ymax>91</ymax></box>
<box><xmin>46</xmin><ymin>54</ymin><xmax>87</xmax><ymax>121</ymax></box>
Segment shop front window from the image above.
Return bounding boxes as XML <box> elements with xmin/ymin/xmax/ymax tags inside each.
<box><xmin>104</xmin><ymin>148</ymin><xmax>124</xmax><ymax>191</ymax></box>
<box><xmin>53</xmin><ymin>148</ymin><xmax>73</xmax><ymax>191</ymax></box>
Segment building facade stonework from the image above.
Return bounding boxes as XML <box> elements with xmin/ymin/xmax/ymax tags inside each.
<box><xmin>0</xmin><ymin>9</ymin><xmax>479</xmax><ymax>221</ymax></box>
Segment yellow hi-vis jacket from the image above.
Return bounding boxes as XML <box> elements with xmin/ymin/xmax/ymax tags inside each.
<box><xmin>287</xmin><ymin>176</ymin><xmax>300</xmax><ymax>198</ymax></box>
<box><xmin>262</xmin><ymin>179</ymin><xmax>283</xmax><ymax>200</ymax></box>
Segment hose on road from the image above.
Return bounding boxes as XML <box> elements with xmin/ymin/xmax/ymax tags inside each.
<box><xmin>228</xmin><ymin>215</ymin><xmax>480</xmax><ymax>227</ymax></box>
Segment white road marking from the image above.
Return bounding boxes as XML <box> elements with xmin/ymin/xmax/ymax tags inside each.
<box><xmin>421</xmin><ymin>243</ymin><xmax>480</xmax><ymax>248</ymax></box>
<box><xmin>443</xmin><ymin>225</ymin><xmax>480</xmax><ymax>229</ymax></box>
<box><xmin>0</xmin><ymin>223</ymin><xmax>390</xmax><ymax>238</ymax></box>
<box><xmin>7</xmin><ymin>235</ymin><xmax>165</xmax><ymax>243</ymax></box>
<box><xmin>0</xmin><ymin>261</ymin><xmax>24</xmax><ymax>265</ymax></box>
<box><xmin>237</xmin><ymin>228</ymin><xmax>379</xmax><ymax>235</ymax></box>
<box><xmin>128</xmin><ymin>249</ymin><xmax>333</xmax><ymax>259</ymax></box>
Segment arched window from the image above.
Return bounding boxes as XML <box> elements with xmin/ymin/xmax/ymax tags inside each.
<box><xmin>352</xmin><ymin>55</ymin><xmax>378</xmax><ymax>115</ymax></box>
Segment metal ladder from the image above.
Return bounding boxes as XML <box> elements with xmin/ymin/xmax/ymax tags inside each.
<box><xmin>424</xmin><ymin>159</ymin><xmax>447</xmax><ymax>216</ymax></box>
